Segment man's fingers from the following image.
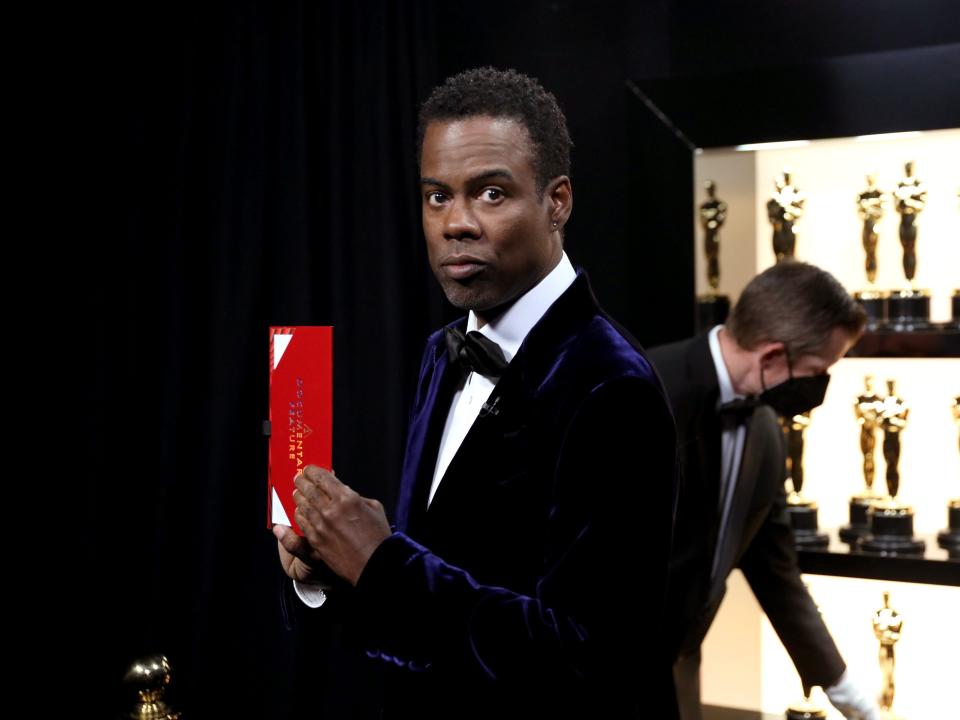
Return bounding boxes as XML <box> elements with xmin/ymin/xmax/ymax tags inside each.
<box><xmin>306</xmin><ymin>465</ymin><xmax>347</xmax><ymax>499</ymax></box>
<box><xmin>273</xmin><ymin>524</ymin><xmax>311</xmax><ymax>559</ymax></box>
<box><xmin>362</xmin><ymin>496</ymin><xmax>385</xmax><ymax>514</ymax></box>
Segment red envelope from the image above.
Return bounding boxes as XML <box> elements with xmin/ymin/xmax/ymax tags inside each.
<box><xmin>268</xmin><ymin>326</ymin><xmax>333</xmax><ymax>536</ymax></box>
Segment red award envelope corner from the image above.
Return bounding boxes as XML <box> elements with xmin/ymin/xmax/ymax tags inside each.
<box><xmin>268</xmin><ymin>326</ymin><xmax>333</xmax><ymax>536</ymax></box>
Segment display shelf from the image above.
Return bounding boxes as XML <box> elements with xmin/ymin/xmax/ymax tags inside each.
<box><xmin>846</xmin><ymin>328</ymin><xmax>960</xmax><ymax>358</ymax></box>
<box><xmin>797</xmin><ymin>533</ymin><xmax>959</xmax><ymax>586</ymax></box>
<box><xmin>703</xmin><ymin>705</ymin><xmax>780</xmax><ymax>720</ymax></box>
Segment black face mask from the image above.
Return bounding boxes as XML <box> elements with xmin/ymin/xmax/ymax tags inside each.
<box><xmin>758</xmin><ymin>351</ymin><xmax>830</xmax><ymax>417</ymax></box>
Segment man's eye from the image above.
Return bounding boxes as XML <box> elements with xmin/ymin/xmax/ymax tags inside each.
<box><xmin>482</xmin><ymin>188</ymin><xmax>503</xmax><ymax>201</ymax></box>
<box><xmin>426</xmin><ymin>191</ymin><xmax>446</xmax><ymax>205</ymax></box>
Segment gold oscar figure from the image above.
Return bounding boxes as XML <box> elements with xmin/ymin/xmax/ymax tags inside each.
<box><xmin>781</xmin><ymin>411</ymin><xmax>828</xmax><ymax>548</ymax></box>
<box><xmin>888</xmin><ymin>162</ymin><xmax>930</xmax><ymax>329</ymax></box>
<box><xmin>123</xmin><ymin>655</ymin><xmax>181</xmax><ymax>720</ymax></box>
<box><xmin>872</xmin><ymin>592</ymin><xmax>904</xmax><ymax>719</ymax></box>
<box><xmin>879</xmin><ymin>381</ymin><xmax>909</xmax><ymax>501</ymax></box>
<box><xmin>700</xmin><ymin>180</ymin><xmax>727</xmax><ymax>291</ymax></box>
<box><xmin>695</xmin><ymin>180</ymin><xmax>731</xmax><ymax>331</ymax></box>
<box><xmin>938</xmin><ymin>396</ymin><xmax>960</xmax><ymax>557</ymax></box>
<box><xmin>767</xmin><ymin>169</ymin><xmax>806</xmax><ymax>262</ymax></box>
<box><xmin>860</xmin><ymin>380</ymin><xmax>925</xmax><ymax>554</ymax></box>
<box><xmin>841</xmin><ymin>376</ymin><xmax>885</xmax><ymax>544</ymax></box>
<box><xmin>857</xmin><ymin>175</ymin><xmax>886</xmax><ymax>283</ymax></box>
<box><xmin>853</xmin><ymin>176</ymin><xmax>889</xmax><ymax>329</ymax></box>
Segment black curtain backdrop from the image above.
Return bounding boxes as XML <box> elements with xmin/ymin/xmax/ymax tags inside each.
<box><xmin>54</xmin><ymin>1</ymin><xmax>959</xmax><ymax>717</ymax></box>
<box><xmin>68</xmin><ymin>2</ymin><xmax>445</xmax><ymax>716</ymax></box>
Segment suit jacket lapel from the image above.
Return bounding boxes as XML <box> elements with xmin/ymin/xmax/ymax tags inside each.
<box><xmin>395</xmin><ymin>335</ymin><xmax>461</xmax><ymax>534</ymax></box>
<box><xmin>424</xmin><ymin>272</ymin><xmax>599</xmax><ymax>520</ymax></box>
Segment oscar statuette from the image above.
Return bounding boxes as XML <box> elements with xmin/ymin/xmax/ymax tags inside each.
<box><xmin>781</xmin><ymin>411</ymin><xmax>829</xmax><ymax>549</ymax></box>
<box><xmin>767</xmin><ymin>169</ymin><xmax>806</xmax><ymax>263</ymax></box>
<box><xmin>841</xmin><ymin>376</ymin><xmax>886</xmax><ymax>545</ymax></box>
<box><xmin>695</xmin><ymin>180</ymin><xmax>732</xmax><ymax>332</ymax></box>
<box><xmin>860</xmin><ymin>380</ymin><xmax>925</xmax><ymax>555</ymax></box>
<box><xmin>872</xmin><ymin>592</ymin><xmax>905</xmax><ymax>719</ymax></box>
<box><xmin>853</xmin><ymin>175</ymin><xmax>890</xmax><ymax>329</ymax></box>
<box><xmin>123</xmin><ymin>655</ymin><xmax>181</xmax><ymax>720</ymax></box>
<box><xmin>887</xmin><ymin>162</ymin><xmax>930</xmax><ymax>330</ymax></box>
<box><xmin>936</xmin><ymin>395</ymin><xmax>960</xmax><ymax>558</ymax></box>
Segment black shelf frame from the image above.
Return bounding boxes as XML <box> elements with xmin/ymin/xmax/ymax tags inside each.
<box><xmin>846</xmin><ymin>328</ymin><xmax>960</xmax><ymax>358</ymax></box>
<box><xmin>797</xmin><ymin>534</ymin><xmax>959</xmax><ymax>586</ymax></box>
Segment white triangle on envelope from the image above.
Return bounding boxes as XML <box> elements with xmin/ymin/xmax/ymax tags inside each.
<box><xmin>272</xmin><ymin>487</ymin><xmax>291</xmax><ymax>526</ymax></box>
<box><xmin>273</xmin><ymin>333</ymin><xmax>293</xmax><ymax>369</ymax></box>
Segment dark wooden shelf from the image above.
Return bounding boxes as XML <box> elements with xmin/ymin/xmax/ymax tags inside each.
<box><xmin>846</xmin><ymin>327</ymin><xmax>960</xmax><ymax>358</ymax></box>
<box><xmin>704</xmin><ymin>705</ymin><xmax>781</xmax><ymax>720</ymax></box>
<box><xmin>797</xmin><ymin>533</ymin><xmax>960</xmax><ymax>586</ymax></box>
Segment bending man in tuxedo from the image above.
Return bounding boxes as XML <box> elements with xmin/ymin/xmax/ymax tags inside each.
<box><xmin>649</xmin><ymin>261</ymin><xmax>880</xmax><ymax>720</ymax></box>
<box><xmin>273</xmin><ymin>67</ymin><xmax>680</xmax><ymax>718</ymax></box>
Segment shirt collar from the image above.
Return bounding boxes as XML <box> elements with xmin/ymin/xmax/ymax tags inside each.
<box><xmin>466</xmin><ymin>251</ymin><xmax>576</xmax><ymax>363</ymax></box>
<box><xmin>708</xmin><ymin>324</ymin><xmax>742</xmax><ymax>405</ymax></box>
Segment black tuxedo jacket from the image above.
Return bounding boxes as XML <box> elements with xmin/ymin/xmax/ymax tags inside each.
<box><xmin>351</xmin><ymin>272</ymin><xmax>681</xmax><ymax>719</ymax></box>
<box><xmin>648</xmin><ymin>334</ymin><xmax>844</xmax><ymax>690</ymax></box>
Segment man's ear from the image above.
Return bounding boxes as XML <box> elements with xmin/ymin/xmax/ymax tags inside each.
<box><xmin>757</xmin><ymin>341</ymin><xmax>787</xmax><ymax>368</ymax></box>
<box><xmin>546</xmin><ymin>175</ymin><xmax>573</xmax><ymax>228</ymax></box>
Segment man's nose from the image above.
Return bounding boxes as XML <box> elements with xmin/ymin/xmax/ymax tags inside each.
<box><xmin>442</xmin><ymin>199</ymin><xmax>481</xmax><ymax>240</ymax></box>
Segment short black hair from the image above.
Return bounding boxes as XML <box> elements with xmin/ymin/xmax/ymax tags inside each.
<box><xmin>727</xmin><ymin>260</ymin><xmax>866</xmax><ymax>356</ymax></box>
<box><xmin>417</xmin><ymin>67</ymin><xmax>573</xmax><ymax>195</ymax></box>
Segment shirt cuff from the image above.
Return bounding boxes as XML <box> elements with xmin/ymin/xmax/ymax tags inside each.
<box><xmin>293</xmin><ymin>580</ymin><xmax>330</xmax><ymax>608</ymax></box>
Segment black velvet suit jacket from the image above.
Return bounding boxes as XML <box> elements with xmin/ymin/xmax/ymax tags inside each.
<box><xmin>648</xmin><ymin>334</ymin><xmax>844</xmax><ymax>690</ymax></box>
<box><xmin>351</xmin><ymin>272</ymin><xmax>681</xmax><ymax>719</ymax></box>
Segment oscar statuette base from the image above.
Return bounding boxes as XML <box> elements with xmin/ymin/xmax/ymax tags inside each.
<box><xmin>785</xmin><ymin>700</ymin><xmax>827</xmax><ymax>720</ymax></box>
<box><xmin>936</xmin><ymin>500</ymin><xmax>960</xmax><ymax>559</ymax></box>
<box><xmin>854</xmin><ymin>290</ymin><xmax>888</xmax><ymax>331</ymax></box>
<box><xmin>696</xmin><ymin>293</ymin><xmax>730</xmax><ymax>334</ymax></box>
<box><xmin>839</xmin><ymin>494</ymin><xmax>881</xmax><ymax>546</ymax></box>
<box><xmin>886</xmin><ymin>289</ymin><xmax>931</xmax><ymax>331</ymax></box>
<box><xmin>859</xmin><ymin>503</ymin><xmax>925</xmax><ymax>556</ymax></box>
<box><xmin>786</xmin><ymin>497</ymin><xmax>829</xmax><ymax>550</ymax></box>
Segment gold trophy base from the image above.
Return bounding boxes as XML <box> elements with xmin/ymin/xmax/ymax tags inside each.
<box><xmin>785</xmin><ymin>694</ymin><xmax>827</xmax><ymax>719</ymax></box>
<box><xmin>696</xmin><ymin>292</ymin><xmax>730</xmax><ymax>333</ymax></box>
<box><xmin>887</xmin><ymin>289</ymin><xmax>931</xmax><ymax>331</ymax></box>
<box><xmin>839</xmin><ymin>492</ymin><xmax>883</xmax><ymax>545</ymax></box>
<box><xmin>937</xmin><ymin>498</ymin><xmax>960</xmax><ymax>558</ymax></box>
<box><xmin>854</xmin><ymin>289</ymin><xmax>889</xmax><ymax>331</ymax></box>
<box><xmin>859</xmin><ymin>500</ymin><xmax>925</xmax><ymax>556</ymax></box>
<box><xmin>786</xmin><ymin>494</ymin><xmax>829</xmax><ymax>549</ymax></box>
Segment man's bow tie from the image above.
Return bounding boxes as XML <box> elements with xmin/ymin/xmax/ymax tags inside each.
<box><xmin>444</xmin><ymin>326</ymin><xmax>509</xmax><ymax>378</ymax></box>
<box><xmin>718</xmin><ymin>397</ymin><xmax>760</xmax><ymax>423</ymax></box>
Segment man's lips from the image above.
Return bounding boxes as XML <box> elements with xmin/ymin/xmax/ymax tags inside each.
<box><xmin>441</xmin><ymin>256</ymin><xmax>487</xmax><ymax>280</ymax></box>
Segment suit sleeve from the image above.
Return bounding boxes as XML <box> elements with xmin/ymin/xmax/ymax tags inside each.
<box><xmin>739</xmin><ymin>484</ymin><xmax>846</xmax><ymax>688</ymax></box>
<box><xmin>351</xmin><ymin>375</ymin><xmax>678</xmax><ymax>690</ymax></box>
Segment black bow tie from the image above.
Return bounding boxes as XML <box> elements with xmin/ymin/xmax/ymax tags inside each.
<box><xmin>445</xmin><ymin>327</ymin><xmax>509</xmax><ymax>378</ymax></box>
<box><xmin>718</xmin><ymin>397</ymin><xmax>760</xmax><ymax>424</ymax></box>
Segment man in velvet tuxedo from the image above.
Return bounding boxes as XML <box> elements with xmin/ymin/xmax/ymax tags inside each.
<box><xmin>649</xmin><ymin>262</ymin><xmax>880</xmax><ymax>720</ymax></box>
<box><xmin>274</xmin><ymin>68</ymin><xmax>680</xmax><ymax>718</ymax></box>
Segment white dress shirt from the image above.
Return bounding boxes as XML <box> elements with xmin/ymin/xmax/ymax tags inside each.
<box><xmin>707</xmin><ymin>324</ymin><xmax>747</xmax><ymax>580</ymax></box>
<box><xmin>294</xmin><ymin>252</ymin><xmax>577</xmax><ymax>607</ymax></box>
<box><xmin>428</xmin><ymin>252</ymin><xmax>577</xmax><ymax>506</ymax></box>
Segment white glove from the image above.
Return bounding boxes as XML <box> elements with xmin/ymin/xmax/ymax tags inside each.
<box><xmin>824</xmin><ymin>669</ymin><xmax>882</xmax><ymax>720</ymax></box>
<box><xmin>293</xmin><ymin>580</ymin><xmax>331</xmax><ymax>608</ymax></box>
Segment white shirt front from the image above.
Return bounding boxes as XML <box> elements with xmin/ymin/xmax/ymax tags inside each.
<box><xmin>707</xmin><ymin>324</ymin><xmax>747</xmax><ymax>580</ymax></box>
<box><xmin>428</xmin><ymin>252</ymin><xmax>577</xmax><ymax>506</ymax></box>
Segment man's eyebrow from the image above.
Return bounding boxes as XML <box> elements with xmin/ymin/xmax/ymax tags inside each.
<box><xmin>419</xmin><ymin>169</ymin><xmax>515</xmax><ymax>187</ymax></box>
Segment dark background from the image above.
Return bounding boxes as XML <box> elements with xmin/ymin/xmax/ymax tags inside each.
<box><xmin>53</xmin><ymin>1</ymin><xmax>958</xmax><ymax>716</ymax></box>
